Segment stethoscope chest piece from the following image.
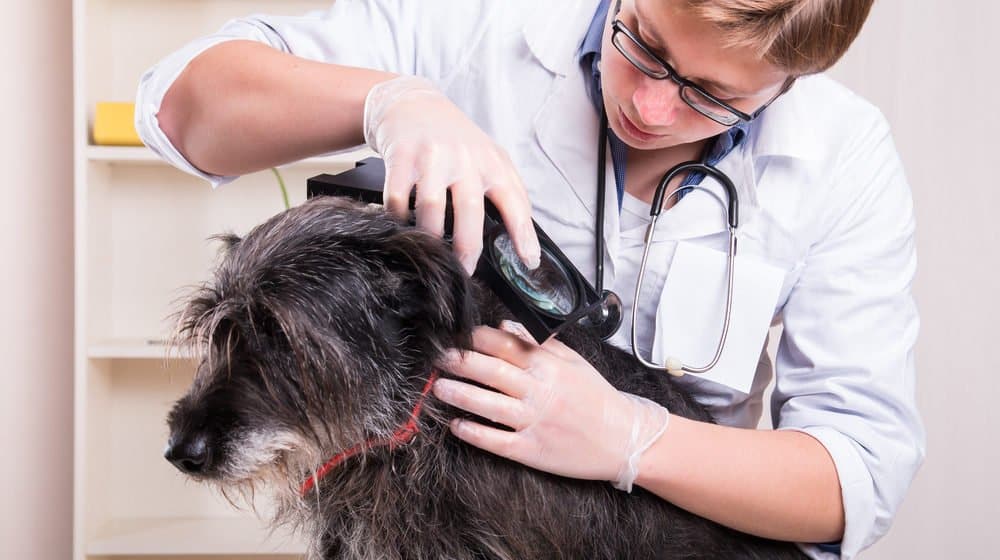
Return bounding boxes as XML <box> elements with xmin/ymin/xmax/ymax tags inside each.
<box><xmin>575</xmin><ymin>289</ymin><xmax>623</xmax><ymax>340</ymax></box>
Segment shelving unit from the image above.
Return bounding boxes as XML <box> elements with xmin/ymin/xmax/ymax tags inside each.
<box><xmin>87</xmin><ymin>145</ymin><xmax>372</xmax><ymax>168</ymax></box>
<box><xmin>72</xmin><ymin>1</ymin><xmax>363</xmax><ymax>558</ymax></box>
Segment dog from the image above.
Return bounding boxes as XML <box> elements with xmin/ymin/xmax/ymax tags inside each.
<box><xmin>165</xmin><ymin>196</ymin><xmax>808</xmax><ymax>560</ymax></box>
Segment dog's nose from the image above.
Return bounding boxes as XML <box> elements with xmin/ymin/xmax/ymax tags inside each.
<box><xmin>164</xmin><ymin>433</ymin><xmax>211</xmax><ymax>474</ymax></box>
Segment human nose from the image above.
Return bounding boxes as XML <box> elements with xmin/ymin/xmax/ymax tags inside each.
<box><xmin>631</xmin><ymin>76</ymin><xmax>684</xmax><ymax>128</ymax></box>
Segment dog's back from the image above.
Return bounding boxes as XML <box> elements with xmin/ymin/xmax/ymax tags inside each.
<box><xmin>307</xmin><ymin>285</ymin><xmax>805</xmax><ymax>560</ymax></box>
<box><xmin>167</xmin><ymin>197</ymin><xmax>808</xmax><ymax>560</ymax></box>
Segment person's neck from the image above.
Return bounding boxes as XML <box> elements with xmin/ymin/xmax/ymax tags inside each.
<box><xmin>624</xmin><ymin>139</ymin><xmax>707</xmax><ymax>207</ymax></box>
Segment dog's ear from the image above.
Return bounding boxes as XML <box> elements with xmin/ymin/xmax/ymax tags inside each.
<box><xmin>387</xmin><ymin>231</ymin><xmax>475</xmax><ymax>350</ymax></box>
<box><xmin>209</xmin><ymin>232</ymin><xmax>243</xmax><ymax>255</ymax></box>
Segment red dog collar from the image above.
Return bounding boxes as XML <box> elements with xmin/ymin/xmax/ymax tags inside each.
<box><xmin>300</xmin><ymin>370</ymin><xmax>440</xmax><ymax>496</ymax></box>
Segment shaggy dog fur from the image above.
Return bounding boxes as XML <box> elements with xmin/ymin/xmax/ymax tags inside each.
<box><xmin>165</xmin><ymin>196</ymin><xmax>808</xmax><ymax>560</ymax></box>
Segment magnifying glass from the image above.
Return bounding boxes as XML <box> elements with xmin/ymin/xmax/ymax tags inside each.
<box><xmin>482</xmin><ymin>225</ymin><xmax>622</xmax><ymax>342</ymax></box>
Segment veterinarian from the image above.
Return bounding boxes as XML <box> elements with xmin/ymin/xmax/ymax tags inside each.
<box><xmin>136</xmin><ymin>0</ymin><xmax>924</xmax><ymax>557</ymax></box>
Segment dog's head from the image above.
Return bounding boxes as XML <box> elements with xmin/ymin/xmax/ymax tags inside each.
<box><xmin>164</xmin><ymin>197</ymin><xmax>473</xmax><ymax>490</ymax></box>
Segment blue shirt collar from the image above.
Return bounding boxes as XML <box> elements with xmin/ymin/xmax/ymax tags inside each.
<box><xmin>579</xmin><ymin>0</ymin><xmax>610</xmax><ymax>115</ymax></box>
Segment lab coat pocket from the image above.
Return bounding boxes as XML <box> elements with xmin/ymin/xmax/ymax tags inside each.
<box><xmin>650</xmin><ymin>241</ymin><xmax>786</xmax><ymax>394</ymax></box>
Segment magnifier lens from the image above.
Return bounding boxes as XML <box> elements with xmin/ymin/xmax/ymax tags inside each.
<box><xmin>492</xmin><ymin>233</ymin><xmax>578</xmax><ymax>316</ymax></box>
<box><xmin>577</xmin><ymin>289</ymin><xmax>623</xmax><ymax>340</ymax></box>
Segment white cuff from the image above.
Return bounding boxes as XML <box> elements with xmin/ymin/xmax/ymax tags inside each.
<box><xmin>778</xmin><ymin>425</ymin><xmax>877</xmax><ymax>560</ymax></box>
<box><xmin>135</xmin><ymin>32</ymin><xmax>266</xmax><ymax>189</ymax></box>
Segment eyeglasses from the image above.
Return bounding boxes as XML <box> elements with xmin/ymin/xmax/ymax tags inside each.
<box><xmin>610</xmin><ymin>0</ymin><xmax>784</xmax><ymax>126</ymax></box>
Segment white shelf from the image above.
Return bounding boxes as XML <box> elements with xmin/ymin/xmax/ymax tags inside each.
<box><xmin>75</xmin><ymin>1</ymin><xmax>348</xmax><ymax>558</ymax></box>
<box><xmin>87</xmin><ymin>338</ymin><xmax>197</xmax><ymax>360</ymax></box>
<box><xmin>88</xmin><ymin>517</ymin><xmax>306</xmax><ymax>556</ymax></box>
<box><xmin>87</xmin><ymin>145</ymin><xmax>375</xmax><ymax>168</ymax></box>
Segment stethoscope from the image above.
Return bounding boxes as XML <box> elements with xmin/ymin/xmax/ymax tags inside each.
<box><xmin>594</xmin><ymin>112</ymin><xmax>740</xmax><ymax>377</ymax></box>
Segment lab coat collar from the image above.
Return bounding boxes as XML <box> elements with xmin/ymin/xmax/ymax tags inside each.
<box><xmin>531</xmin><ymin>57</ymin><xmax>621</xmax><ymax>282</ymax></box>
<box><xmin>748</xmin><ymin>78</ymin><xmax>823</xmax><ymax>162</ymax></box>
<box><xmin>526</xmin><ymin>2</ymin><xmax>620</xmax><ymax>283</ymax></box>
<box><xmin>523</xmin><ymin>1</ymin><xmax>600</xmax><ymax>77</ymax></box>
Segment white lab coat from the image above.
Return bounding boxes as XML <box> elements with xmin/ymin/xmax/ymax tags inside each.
<box><xmin>135</xmin><ymin>1</ymin><xmax>925</xmax><ymax>558</ymax></box>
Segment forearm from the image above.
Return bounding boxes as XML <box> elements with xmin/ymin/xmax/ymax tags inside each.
<box><xmin>636</xmin><ymin>415</ymin><xmax>845</xmax><ymax>543</ymax></box>
<box><xmin>157</xmin><ymin>40</ymin><xmax>396</xmax><ymax>176</ymax></box>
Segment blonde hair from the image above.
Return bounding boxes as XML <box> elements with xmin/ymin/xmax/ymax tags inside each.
<box><xmin>685</xmin><ymin>0</ymin><xmax>875</xmax><ymax>76</ymax></box>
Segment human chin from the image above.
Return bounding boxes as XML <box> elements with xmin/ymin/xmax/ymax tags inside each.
<box><xmin>611</xmin><ymin>107</ymin><xmax>699</xmax><ymax>152</ymax></box>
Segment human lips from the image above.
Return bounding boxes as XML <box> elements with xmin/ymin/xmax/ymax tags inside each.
<box><xmin>617</xmin><ymin>108</ymin><xmax>662</xmax><ymax>143</ymax></box>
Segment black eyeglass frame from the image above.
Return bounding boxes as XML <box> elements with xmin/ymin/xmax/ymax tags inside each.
<box><xmin>609</xmin><ymin>0</ymin><xmax>789</xmax><ymax>126</ymax></box>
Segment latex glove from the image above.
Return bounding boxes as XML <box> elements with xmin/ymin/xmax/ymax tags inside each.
<box><xmin>363</xmin><ymin>75</ymin><xmax>541</xmax><ymax>274</ymax></box>
<box><xmin>433</xmin><ymin>322</ymin><xmax>671</xmax><ymax>492</ymax></box>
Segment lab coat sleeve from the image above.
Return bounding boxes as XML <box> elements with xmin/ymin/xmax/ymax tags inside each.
<box><xmin>771</xmin><ymin>114</ymin><xmax>925</xmax><ymax>559</ymax></box>
<box><xmin>134</xmin><ymin>0</ymin><xmax>496</xmax><ymax>187</ymax></box>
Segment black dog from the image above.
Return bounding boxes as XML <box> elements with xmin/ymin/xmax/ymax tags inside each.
<box><xmin>165</xmin><ymin>196</ymin><xmax>807</xmax><ymax>559</ymax></box>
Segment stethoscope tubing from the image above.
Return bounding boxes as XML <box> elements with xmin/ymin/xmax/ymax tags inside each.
<box><xmin>631</xmin><ymin>219</ymin><xmax>738</xmax><ymax>376</ymax></box>
<box><xmin>597</xmin><ymin>117</ymin><xmax>740</xmax><ymax>377</ymax></box>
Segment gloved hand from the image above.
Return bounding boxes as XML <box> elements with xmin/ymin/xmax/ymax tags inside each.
<box><xmin>433</xmin><ymin>321</ymin><xmax>671</xmax><ymax>492</ymax></box>
<box><xmin>363</xmin><ymin>75</ymin><xmax>541</xmax><ymax>274</ymax></box>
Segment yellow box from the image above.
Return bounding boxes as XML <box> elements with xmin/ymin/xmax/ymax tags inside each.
<box><xmin>93</xmin><ymin>101</ymin><xmax>144</xmax><ymax>146</ymax></box>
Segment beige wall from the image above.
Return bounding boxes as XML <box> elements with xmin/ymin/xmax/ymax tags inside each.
<box><xmin>0</xmin><ymin>0</ymin><xmax>74</xmax><ymax>559</ymax></box>
<box><xmin>828</xmin><ymin>0</ymin><xmax>1000</xmax><ymax>557</ymax></box>
<box><xmin>2</xmin><ymin>0</ymin><xmax>996</xmax><ymax>558</ymax></box>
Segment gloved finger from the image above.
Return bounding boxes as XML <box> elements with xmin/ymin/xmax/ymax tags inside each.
<box><xmin>484</xmin><ymin>159</ymin><xmax>540</xmax><ymax>269</ymax></box>
<box><xmin>414</xmin><ymin>152</ymin><xmax>450</xmax><ymax>238</ymax></box>
<box><xmin>382</xmin><ymin>148</ymin><xmax>417</xmax><ymax>222</ymax></box>
<box><xmin>447</xmin><ymin>417</ymin><xmax>524</xmax><ymax>463</ymax></box>
<box><xmin>539</xmin><ymin>335</ymin><xmax>585</xmax><ymax>363</ymax></box>
<box><xmin>498</xmin><ymin>320</ymin><xmax>536</xmax><ymax>345</ymax></box>
<box><xmin>436</xmin><ymin>347</ymin><xmax>531</xmax><ymax>399</ymax></box>
<box><xmin>449</xmin><ymin>178</ymin><xmax>486</xmax><ymax>275</ymax></box>
<box><xmin>470</xmin><ymin>325</ymin><xmax>537</xmax><ymax>370</ymax></box>
<box><xmin>432</xmin><ymin>378</ymin><xmax>529</xmax><ymax>430</ymax></box>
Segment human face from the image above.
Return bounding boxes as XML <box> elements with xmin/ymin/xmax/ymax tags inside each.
<box><xmin>600</xmin><ymin>0</ymin><xmax>790</xmax><ymax>150</ymax></box>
